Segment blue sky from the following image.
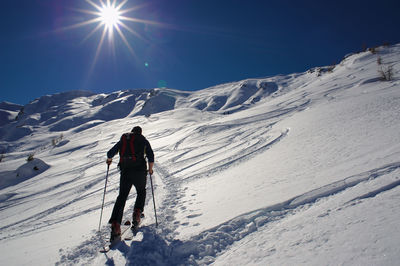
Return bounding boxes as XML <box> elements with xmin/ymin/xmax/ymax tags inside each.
<box><xmin>1</xmin><ymin>0</ymin><xmax>399</xmax><ymax>105</ymax></box>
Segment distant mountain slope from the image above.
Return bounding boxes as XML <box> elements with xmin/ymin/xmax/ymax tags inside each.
<box><xmin>1</xmin><ymin>44</ymin><xmax>399</xmax><ymax>146</ymax></box>
<box><xmin>0</xmin><ymin>102</ymin><xmax>22</xmax><ymax>127</ymax></box>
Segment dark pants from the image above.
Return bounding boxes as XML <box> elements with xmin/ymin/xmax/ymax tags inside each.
<box><xmin>109</xmin><ymin>168</ymin><xmax>147</xmax><ymax>224</ymax></box>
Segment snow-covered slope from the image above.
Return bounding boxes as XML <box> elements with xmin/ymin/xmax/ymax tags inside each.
<box><xmin>1</xmin><ymin>44</ymin><xmax>400</xmax><ymax>265</ymax></box>
<box><xmin>0</xmin><ymin>102</ymin><xmax>22</xmax><ymax>127</ymax></box>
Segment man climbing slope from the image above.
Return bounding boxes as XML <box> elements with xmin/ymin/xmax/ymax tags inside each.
<box><xmin>106</xmin><ymin>126</ymin><xmax>154</xmax><ymax>240</ymax></box>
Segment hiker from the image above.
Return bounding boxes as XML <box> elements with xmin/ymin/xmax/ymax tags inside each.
<box><xmin>106</xmin><ymin>126</ymin><xmax>154</xmax><ymax>239</ymax></box>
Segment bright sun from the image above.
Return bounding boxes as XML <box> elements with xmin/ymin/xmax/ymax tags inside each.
<box><xmin>63</xmin><ymin>0</ymin><xmax>164</xmax><ymax>71</ymax></box>
<box><xmin>99</xmin><ymin>3</ymin><xmax>121</xmax><ymax>29</ymax></box>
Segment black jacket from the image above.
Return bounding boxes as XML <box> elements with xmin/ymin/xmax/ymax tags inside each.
<box><xmin>107</xmin><ymin>133</ymin><xmax>154</xmax><ymax>169</ymax></box>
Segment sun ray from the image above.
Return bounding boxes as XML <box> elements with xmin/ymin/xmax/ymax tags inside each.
<box><xmin>115</xmin><ymin>0</ymin><xmax>128</xmax><ymax>11</ymax></box>
<box><xmin>107</xmin><ymin>25</ymin><xmax>114</xmax><ymax>42</ymax></box>
<box><xmin>115</xmin><ymin>24</ymin><xmax>137</xmax><ymax>58</ymax></box>
<box><xmin>118</xmin><ymin>3</ymin><xmax>149</xmax><ymax>15</ymax></box>
<box><xmin>119</xmin><ymin>16</ymin><xmax>165</xmax><ymax>27</ymax></box>
<box><xmin>80</xmin><ymin>22</ymin><xmax>103</xmax><ymax>44</ymax></box>
<box><xmin>86</xmin><ymin>0</ymin><xmax>102</xmax><ymax>12</ymax></box>
<box><xmin>109</xmin><ymin>29</ymin><xmax>117</xmax><ymax>63</ymax></box>
<box><xmin>89</xmin><ymin>26</ymin><xmax>107</xmax><ymax>76</ymax></box>
<box><xmin>118</xmin><ymin>21</ymin><xmax>149</xmax><ymax>44</ymax></box>
<box><xmin>69</xmin><ymin>7</ymin><xmax>100</xmax><ymax>16</ymax></box>
<box><xmin>57</xmin><ymin>17</ymin><xmax>102</xmax><ymax>32</ymax></box>
<box><xmin>111</xmin><ymin>0</ymin><xmax>118</xmax><ymax>7</ymax></box>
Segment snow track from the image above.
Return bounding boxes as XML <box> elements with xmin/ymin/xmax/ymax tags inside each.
<box><xmin>60</xmin><ymin>161</ymin><xmax>400</xmax><ymax>265</ymax></box>
<box><xmin>133</xmin><ymin>162</ymin><xmax>400</xmax><ymax>265</ymax></box>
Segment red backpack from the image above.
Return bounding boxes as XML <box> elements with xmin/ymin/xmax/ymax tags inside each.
<box><xmin>119</xmin><ymin>133</ymin><xmax>145</xmax><ymax>169</ymax></box>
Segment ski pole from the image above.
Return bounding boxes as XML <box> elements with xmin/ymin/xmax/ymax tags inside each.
<box><xmin>149</xmin><ymin>173</ymin><xmax>158</xmax><ymax>227</ymax></box>
<box><xmin>98</xmin><ymin>164</ymin><xmax>110</xmax><ymax>231</ymax></box>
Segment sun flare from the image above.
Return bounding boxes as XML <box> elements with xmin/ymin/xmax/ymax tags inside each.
<box><xmin>99</xmin><ymin>3</ymin><xmax>121</xmax><ymax>29</ymax></box>
<box><xmin>64</xmin><ymin>0</ymin><xmax>165</xmax><ymax>71</ymax></box>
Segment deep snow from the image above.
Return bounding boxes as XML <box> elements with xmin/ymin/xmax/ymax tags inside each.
<box><xmin>0</xmin><ymin>44</ymin><xmax>400</xmax><ymax>265</ymax></box>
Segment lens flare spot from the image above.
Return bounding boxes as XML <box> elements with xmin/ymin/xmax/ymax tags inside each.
<box><xmin>157</xmin><ymin>80</ymin><xmax>167</xmax><ymax>88</ymax></box>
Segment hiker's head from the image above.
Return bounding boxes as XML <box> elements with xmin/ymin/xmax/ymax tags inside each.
<box><xmin>131</xmin><ymin>126</ymin><xmax>142</xmax><ymax>135</ymax></box>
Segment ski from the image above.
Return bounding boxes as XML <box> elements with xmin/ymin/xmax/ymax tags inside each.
<box><xmin>100</xmin><ymin>221</ymin><xmax>132</xmax><ymax>253</ymax></box>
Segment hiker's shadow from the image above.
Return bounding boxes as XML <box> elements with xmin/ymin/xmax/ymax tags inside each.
<box><xmin>126</xmin><ymin>225</ymin><xmax>169</xmax><ymax>253</ymax></box>
<box><xmin>102</xmin><ymin>241</ymin><xmax>130</xmax><ymax>266</ymax></box>
<box><xmin>123</xmin><ymin>225</ymin><xmax>199</xmax><ymax>265</ymax></box>
<box><xmin>116</xmin><ymin>240</ymin><xmax>131</xmax><ymax>254</ymax></box>
<box><xmin>101</xmin><ymin>225</ymin><xmax>169</xmax><ymax>264</ymax></box>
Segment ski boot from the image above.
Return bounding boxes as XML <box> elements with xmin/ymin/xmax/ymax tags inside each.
<box><xmin>133</xmin><ymin>208</ymin><xmax>144</xmax><ymax>227</ymax></box>
<box><xmin>110</xmin><ymin>221</ymin><xmax>121</xmax><ymax>242</ymax></box>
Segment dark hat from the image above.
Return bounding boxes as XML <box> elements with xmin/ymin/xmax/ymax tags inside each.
<box><xmin>131</xmin><ymin>126</ymin><xmax>142</xmax><ymax>134</ymax></box>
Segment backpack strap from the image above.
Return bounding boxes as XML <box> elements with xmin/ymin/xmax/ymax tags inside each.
<box><xmin>120</xmin><ymin>133</ymin><xmax>138</xmax><ymax>163</ymax></box>
<box><xmin>129</xmin><ymin>134</ymin><xmax>136</xmax><ymax>162</ymax></box>
<box><xmin>120</xmin><ymin>134</ymin><xmax>128</xmax><ymax>158</ymax></box>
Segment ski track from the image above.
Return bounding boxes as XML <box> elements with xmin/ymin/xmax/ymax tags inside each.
<box><xmin>160</xmin><ymin>98</ymin><xmax>310</xmax><ymax>182</ymax></box>
<box><xmin>0</xmin><ymin>161</ymin><xmax>122</xmax><ymax>240</ymax></box>
<box><xmin>57</xmin><ymin>161</ymin><xmax>400</xmax><ymax>265</ymax></box>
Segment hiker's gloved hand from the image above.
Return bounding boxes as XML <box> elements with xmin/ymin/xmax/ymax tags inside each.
<box><xmin>106</xmin><ymin>158</ymin><xmax>112</xmax><ymax>165</ymax></box>
<box><xmin>148</xmin><ymin>162</ymin><xmax>154</xmax><ymax>175</ymax></box>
